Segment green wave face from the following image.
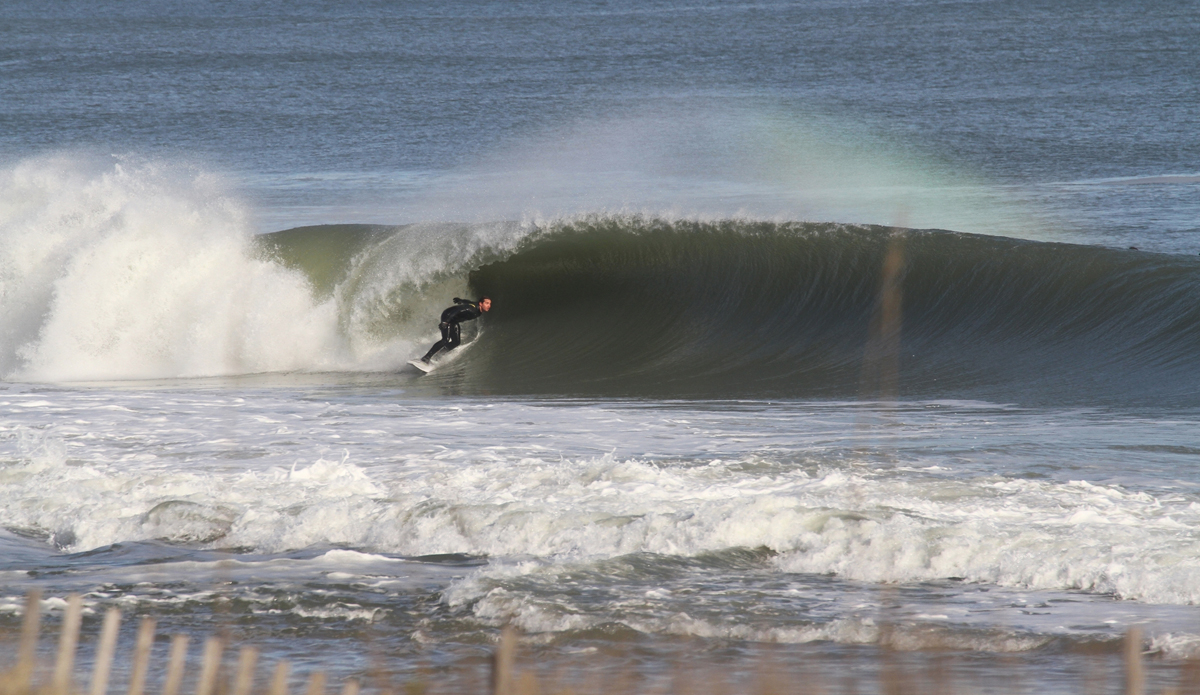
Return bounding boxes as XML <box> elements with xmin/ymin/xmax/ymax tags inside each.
<box><xmin>256</xmin><ymin>224</ymin><xmax>387</xmax><ymax>298</ymax></box>
<box><xmin>259</xmin><ymin>217</ymin><xmax>1200</xmax><ymax>404</ymax></box>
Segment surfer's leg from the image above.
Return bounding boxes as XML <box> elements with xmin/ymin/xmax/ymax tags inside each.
<box><xmin>421</xmin><ymin>323</ymin><xmax>452</xmax><ymax>362</ymax></box>
<box><xmin>420</xmin><ymin>341</ymin><xmax>444</xmax><ymax>363</ymax></box>
<box><xmin>445</xmin><ymin>323</ymin><xmax>462</xmax><ymax>350</ymax></box>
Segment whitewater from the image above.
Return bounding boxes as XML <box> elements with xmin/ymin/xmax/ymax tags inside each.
<box><xmin>4</xmin><ymin>0</ymin><xmax>1200</xmax><ymax>692</ymax></box>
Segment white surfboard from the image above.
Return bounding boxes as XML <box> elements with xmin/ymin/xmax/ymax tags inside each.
<box><xmin>409</xmin><ymin>328</ymin><xmax>482</xmax><ymax>374</ymax></box>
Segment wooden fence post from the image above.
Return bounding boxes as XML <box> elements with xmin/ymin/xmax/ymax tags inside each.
<box><xmin>162</xmin><ymin>635</ymin><xmax>190</xmax><ymax>695</ymax></box>
<box><xmin>195</xmin><ymin>638</ymin><xmax>224</xmax><ymax>695</ymax></box>
<box><xmin>14</xmin><ymin>589</ymin><xmax>43</xmax><ymax>692</ymax></box>
<box><xmin>232</xmin><ymin>648</ymin><xmax>259</xmax><ymax>695</ymax></box>
<box><xmin>53</xmin><ymin>594</ymin><xmax>84</xmax><ymax>695</ymax></box>
<box><xmin>127</xmin><ymin>619</ymin><xmax>156</xmax><ymax>695</ymax></box>
<box><xmin>1125</xmin><ymin>627</ymin><xmax>1144</xmax><ymax>695</ymax></box>
<box><xmin>89</xmin><ymin>608</ymin><xmax>121</xmax><ymax>695</ymax></box>
<box><xmin>492</xmin><ymin>627</ymin><xmax>517</xmax><ymax>695</ymax></box>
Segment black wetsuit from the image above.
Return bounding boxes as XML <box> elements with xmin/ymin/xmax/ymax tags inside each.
<box><xmin>420</xmin><ymin>298</ymin><xmax>484</xmax><ymax>362</ymax></box>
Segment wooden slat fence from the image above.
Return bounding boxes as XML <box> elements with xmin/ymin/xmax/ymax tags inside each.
<box><xmin>0</xmin><ymin>590</ymin><xmax>1177</xmax><ymax>695</ymax></box>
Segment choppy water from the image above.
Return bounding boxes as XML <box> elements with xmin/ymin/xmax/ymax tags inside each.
<box><xmin>2</xmin><ymin>0</ymin><xmax>1200</xmax><ymax>693</ymax></box>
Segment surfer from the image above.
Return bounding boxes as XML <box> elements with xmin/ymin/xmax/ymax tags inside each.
<box><xmin>418</xmin><ymin>297</ymin><xmax>492</xmax><ymax>364</ymax></box>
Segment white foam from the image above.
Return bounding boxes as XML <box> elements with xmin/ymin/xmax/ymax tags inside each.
<box><xmin>461</xmin><ymin>585</ymin><xmax>1057</xmax><ymax>653</ymax></box>
<box><xmin>0</xmin><ymin>154</ymin><xmax>553</xmax><ymax>379</ymax></box>
<box><xmin>7</xmin><ymin>433</ymin><xmax>1200</xmax><ymax>606</ymax></box>
<box><xmin>0</xmin><ymin>154</ymin><xmax>350</xmax><ymax>380</ymax></box>
<box><xmin>768</xmin><ymin>474</ymin><xmax>1200</xmax><ymax>605</ymax></box>
<box><xmin>5</xmin><ymin>395</ymin><xmax>1200</xmax><ymax>612</ymax></box>
<box><xmin>1150</xmin><ymin>632</ymin><xmax>1200</xmax><ymax>659</ymax></box>
<box><xmin>284</xmin><ymin>605</ymin><xmax>383</xmax><ymax>622</ymax></box>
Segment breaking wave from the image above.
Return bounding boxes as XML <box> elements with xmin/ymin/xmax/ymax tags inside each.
<box><xmin>5</xmin><ymin>155</ymin><xmax>1200</xmax><ymax>404</ymax></box>
<box><xmin>258</xmin><ymin>217</ymin><xmax>1200</xmax><ymax>404</ymax></box>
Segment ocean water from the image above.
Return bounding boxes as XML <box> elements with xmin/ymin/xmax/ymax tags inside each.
<box><xmin>2</xmin><ymin>0</ymin><xmax>1200</xmax><ymax>692</ymax></box>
